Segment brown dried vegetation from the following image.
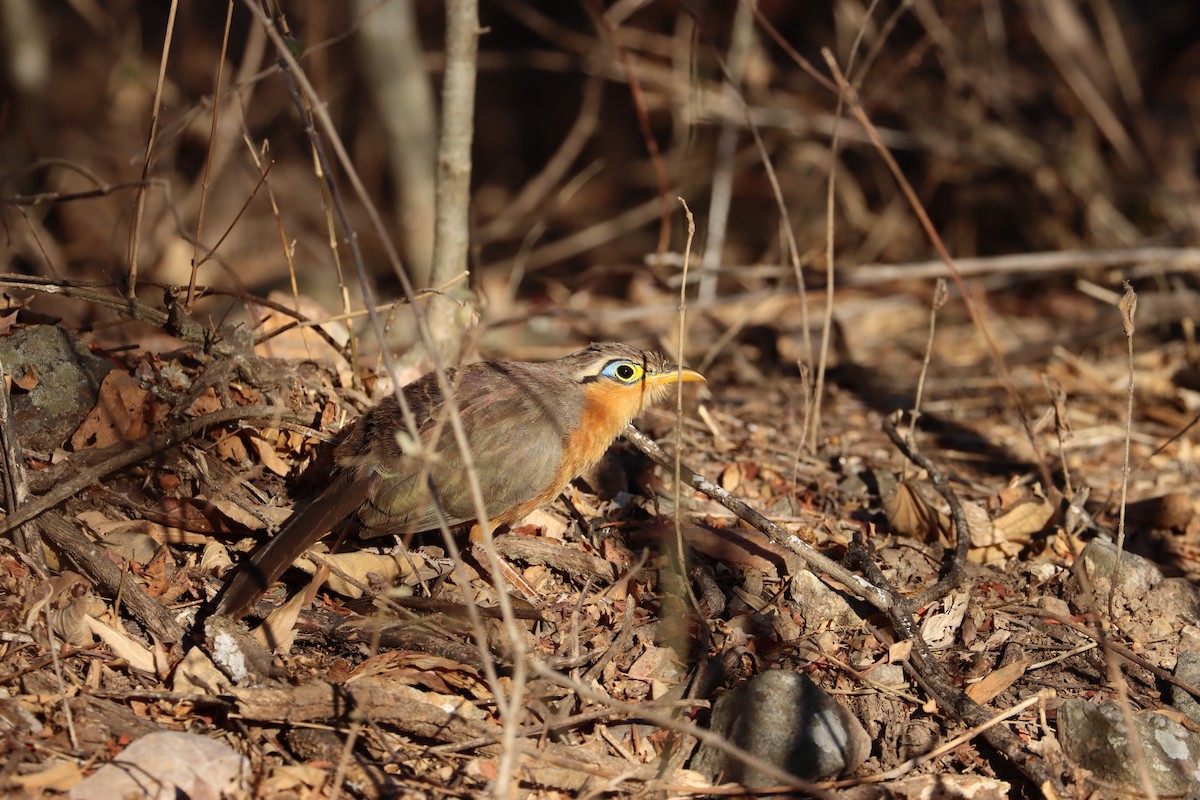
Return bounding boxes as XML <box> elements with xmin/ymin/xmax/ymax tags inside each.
<box><xmin>2</xmin><ymin>1</ymin><xmax>1200</xmax><ymax>798</ymax></box>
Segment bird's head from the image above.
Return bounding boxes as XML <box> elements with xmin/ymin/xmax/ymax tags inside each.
<box><xmin>567</xmin><ymin>342</ymin><xmax>705</xmax><ymax>428</ymax></box>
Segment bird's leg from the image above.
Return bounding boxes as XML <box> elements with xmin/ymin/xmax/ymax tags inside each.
<box><xmin>468</xmin><ymin>523</ymin><xmax>542</xmax><ymax>604</ymax></box>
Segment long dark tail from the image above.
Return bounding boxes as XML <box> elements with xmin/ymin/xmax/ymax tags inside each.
<box><xmin>213</xmin><ymin>468</ymin><xmax>376</xmax><ymax>619</ymax></box>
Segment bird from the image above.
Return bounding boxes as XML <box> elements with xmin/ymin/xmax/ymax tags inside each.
<box><xmin>214</xmin><ymin>342</ymin><xmax>705</xmax><ymax>619</ymax></box>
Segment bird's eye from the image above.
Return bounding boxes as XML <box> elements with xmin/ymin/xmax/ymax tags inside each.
<box><xmin>601</xmin><ymin>360</ymin><xmax>644</xmax><ymax>383</ymax></box>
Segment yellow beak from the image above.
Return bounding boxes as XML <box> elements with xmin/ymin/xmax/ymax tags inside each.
<box><xmin>647</xmin><ymin>365</ymin><xmax>705</xmax><ymax>387</ymax></box>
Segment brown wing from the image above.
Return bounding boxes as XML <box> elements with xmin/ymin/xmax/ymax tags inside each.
<box><xmin>340</xmin><ymin>368</ymin><xmax>470</xmax><ymax>536</ymax></box>
<box><xmin>356</xmin><ymin>361</ymin><xmax>570</xmax><ymax>536</ymax></box>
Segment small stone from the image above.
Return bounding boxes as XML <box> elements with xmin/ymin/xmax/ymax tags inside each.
<box><xmin>787</xmin><ymin>570</ymin><xmax>863</xmax><ymax>632</ymax></box>
<box><xmin>1158</xmin><ymin>578</ymin><xmax>1200</xmax><ymax>629</ymax></box>
<box><xmin>865</xmin><ymin>663</ymin><xmax>906</xmax><ymax>687</ymax></box>
<box><xmin>1027</xmin><ymin>562</ymin><xmax>1060</xmax><ymax>583</ymax></box>
<box><xmin>691</xmin><ymin>669</ymin><xmax>870</xmax><ymax>786</ymax></box>
<box><xmin>1182</xmin><ymin>625</ymin><xmax>1200</xmax><ymax>655</ymax></box>
<box><xmin>1035</xmin><ymin>595</ymin><xmax>1071</xmax><ymax>617</ymax></box>
<box><xmin>1172</xmin><ymin>652</ymin><xmax>1200</xmax><ymax>726</ymax></box>
<box><xmin>839</xmin><ymin>774</ymin><xmax>1011</xmax><ymax>800</ymax></box>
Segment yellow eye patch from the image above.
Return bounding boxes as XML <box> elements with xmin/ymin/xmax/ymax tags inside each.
<box><xmin>600</xmin><ymin>359</ymin><xmax>645</xmax><ymax>383</ymax></box>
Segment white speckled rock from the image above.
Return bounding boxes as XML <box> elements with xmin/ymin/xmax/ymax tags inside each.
<box><xmin>1058</xmin><ymin>699</ymin><xmax>1200</xmax><ymax>797</ymax></box>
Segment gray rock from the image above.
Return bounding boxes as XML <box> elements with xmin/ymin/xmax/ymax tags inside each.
<box><xmin>1172</xmin><ymin>652</ymin><xmax>1200</xmax><ymax>726</ymax></box>
<box><xmin>691</xmin><ymin>669</ymin><xmax>870</xmax><ymax>786</ymax></box>
<box><xmin>865</xmin><ymin>663</ymin><xmax>906</xmax><ymax>688</ymax></box>
<box><xmin>0</xmin><ymin>326</ymin><xmax>112</xmax><ymax>451</ymax></box>
<box><xmin>1159</xmin><ymin>578</ymin><xmax>1200</xmax><ymax>628</ymax></box>
<box><xmin>1057</xmin><ymin>699</ymin><xmax>1200</xmax><ymax>797</ymax></box>
<box><xmin>786</xmin><ymin>570</ymin><xmax>864</xmax><ymax>632</ymax></box>
<box><xmin>1071</xmin><ymin>538</ymin><xmax>1163</xmax><ymax>608</ymax></box>
<box><xmin>1069</xmin><ymin>539</ymin><xmax>1200</xmax><ymax>655</ymax></box>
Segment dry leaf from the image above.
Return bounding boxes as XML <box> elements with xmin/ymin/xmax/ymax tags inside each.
<box><xmin>203</xmin><ymin>497</ymin><xmax>282</xmax><ymax>531</ymax></box>
<box><xmin>995</xmin><ymin>484</ymin><xmax>1025</xmax><ymax>508</ymax></box>
<box><xmin>957</xmin><ymin>491</ymin><xmax>1054</xmax><ymax>565</ymax></box>
<box><xmin>231</xmin><ymin>383</ymin><xmax>262</xmax><ymax>405</ymax></box>
<box><xmin>1042</xmin><ymin>374</ymin><xmax>1073</xmax><ymax>438</ymax></box>
<box><xmin>512</xmin><ymin>507</ymin><xmax>569</xmax><ymax>540</ymax></box>
<box><xmin>888</xmin><ymin>639</ymin><xmax>913</xmax><ymax>663</ymax></box>
<box><xmin>299</xmin><ymin>550</ymin><xmax>434</xmax><ymax>599</ymax></box>
<box><xmin>172</xmin><ymin>643</ymin><xmax>232</xmax><ymax>694</ymax></box>
<box><xmin>254</xmin><ymin>565</ymin><xmax>330</xmax><ymax>654</ymax></box>
<box><xmin>678</xmin><ymin>522</ymin><xmax>801</xmax><ymax>577</ymax></box>
<box><xmin>12</xmin><ymin>364</ymin><xmax>39</xmax><ymax>391</ymax></box>
<box><xmin>993</xmin><ymin>498</ymin><xmax>1055</xmax><ymax>540</ymax></box>
<box><xmin>154</xmin><ymin>497</ymin><xmax>216</xmax><ymax>534</ymax></box>
<box><xmin>869</xmin><ymin>775</ymin><xmax>1011</xmax><ymax>799</ymax></box>
<box><xmin>70</xmin><ymin>370</ymin><xmax>152</xmax><ymax>450</ymax></box>
<box><xmin>934</xmin><ymin>489</ymin><xmax>1052</xmax><ymax>565</ymax></box>
<box><xmin>52</xmin><ymin>595</ymin><xmax>106</xmax><ymax>646</ymax></box>
<box><xmin>628</xmin><ymin>645</ymin><xmax>684</xmax><ymax>699</ymax></box>
<box><xmin>966</xmin><ymin>658</ymin><xmax>1031</xmax><ymax>705</ymax></box>
<box><xmin>188</xmin><ymin>386</ymin><xmax>223</xmax><ymax>415</ymax></box>
<box><xmin>720</xmin><ymin>462</ymin><xmax>744</xmax><ymax>493</ymax></box>
<box><xmin>98</xmin><ymin>531</ymin><xmax>159</xmax><ymax>564</ymax></box>
<box><xmin>919</xmin><ymin>591</ymin><xmax>970</xmax><ymax>650</ymax></box>
<box><xmin>24</xmin><ymin>572</ymin><xmax>88</xmax><ymax>627</ymax></box>
<box><xmin>214</xmin><ymin>431</ymin><xmax>250</xmax><ymax>464</ymax></box>
<box><xmin>142</xmin><ymin>545</ymin><xmax>175</xmax><ymax>599</ymax></box>
<box><xmin>1119</xmin><ymin>281</ymin><xmax>1137</xmax><ymax>336</ymax></box>
<box><xmin>247</xmin><ymin>433</ymin><xmax>292</xmax><ymax>477</ymax></box>
<box><xmin>200</xmin><ymin>542</ymin><xmax>234</xmax><ymax>574</ymax></box>
<box><xmin>84</xmin><ymin>613</ymin><xmax>156</xmax><ymax>673</ymax></box>
<box><xmin>250</xmin><ymin>292</ymin><xmax>349</xmax><ymax>364</ymax></box>
<box><xmin>956</xmin><ymin>500</ymin><xmax>996</xmax><ymax>545</ymax></box>
<box><xmin>261</xmin><ymin>764</ymin><xmax>329</xmax><ymax>794</ymax></box>
<box><xmin>884</xmin><ymin>480</ymin><xmax>943</xmax><ymax>542</ymax></box>
<box><xmin>520</xmin><ymin>563</ymin><xmax>552</xmax><ymax>592</ymax></box>
<box><xmin>9</xmin><ymin>762</ymin><xmax>84</xmax><ymax>792</ymax></box>
<box><xmin>0</xmin><ymin>309</ymin><xmax>18</xmax><ymax>337</ymax></box>
<box><xmin>76</xmin><ymin>510</ymin><xmax>131</xmax><ymax>536</ymax></box>
<box><xmin>347</xmin><ymin>651</ymin><xmax>410</xmax><ymax>681</ymax></box>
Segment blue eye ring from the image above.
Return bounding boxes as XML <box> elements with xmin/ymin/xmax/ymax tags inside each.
<box><xmin>601</xmin><ymin>359</ymin><xmax>644</xmax><ymax>383</ymax></box>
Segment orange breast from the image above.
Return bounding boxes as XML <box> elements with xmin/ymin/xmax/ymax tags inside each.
<box><xmin>492</xmin><ymin>382</ymin><xmax>644</xmax><ymax>528</ymax></box>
